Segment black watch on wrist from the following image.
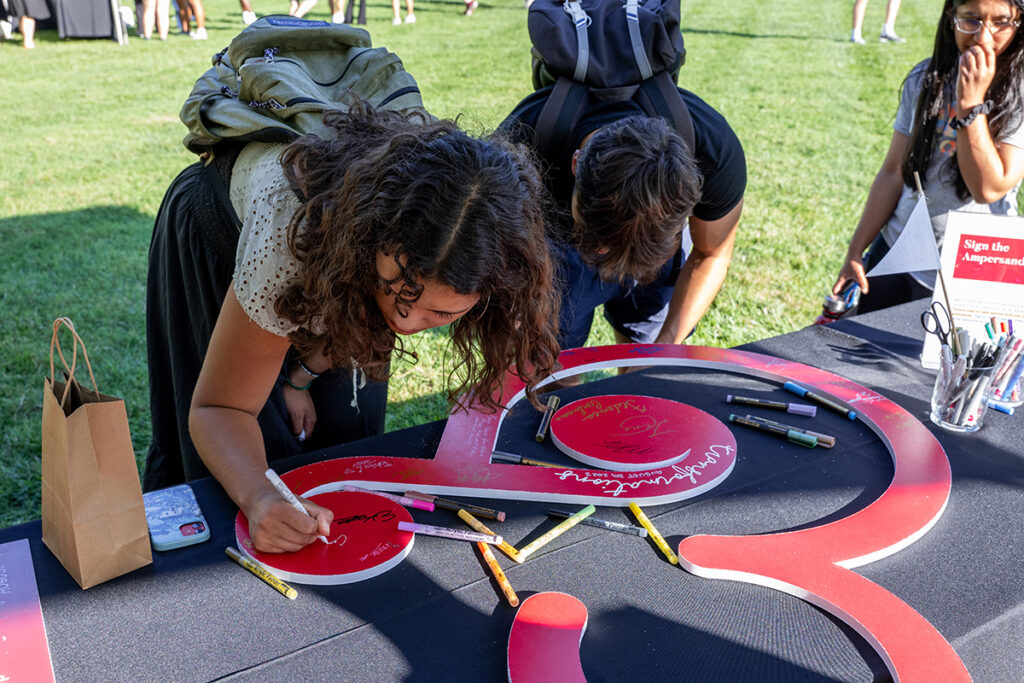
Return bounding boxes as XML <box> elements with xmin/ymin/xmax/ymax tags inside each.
<box><xmin>950</xmin><ymin>100</ymin><xmax>993</xmax><ymax>130</ymax></box>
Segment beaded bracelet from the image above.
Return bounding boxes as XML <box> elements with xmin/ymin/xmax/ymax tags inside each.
<box><xmin>295</xmin><ymin>358</ymin><xmax>322</xmax><ymax>379</ymax></box>
<box><xmin>284</xmin><ymin>376</ymin><xmax>313</xmax><ymax>391</ymax></box>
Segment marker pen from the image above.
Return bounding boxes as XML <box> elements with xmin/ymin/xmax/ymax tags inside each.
<box><xmin>265</xmin><ymin>469</ymin><xmax>328</xmax><ymax>544</ymax></box>
<box><xmin>397</xmin><ymin>521</ymin><xmax>501</xmax><ymax>544</ymax></box>
<box><xmin>534</xmin><ymin>395</ymin><xmax>561</xmax><ymax>442</ymax></box>
<box><xmin>341</xmin><ymin>485</ymin><xmax>435</xmax><ymax>512</ymax></box>
<box><xmin>547</xmin><ymin>509</ymin><xmax>648</xmax><ymax>537</ymax></box>
<box><xmin>728</xmin><ymin>414</ymin><xmax>818</xmax><ymax>448</ymax></box>
<box><xmin>628</xmin><ymin>502</ymin><xmax>677</xmax><ymax>565</ymax></box>
<box><xmin>725</xmin><ymin>395</ymin><xmax>816</xmax><ymax>417</ymax></box>
<box><xmin>477</xmin><ymin>541</ymin><xmax>519</xmax><ymax>607</ymax></box>
<box><xmin>491</xmin><ymin>451</ymin><xmax>565</xmax><ymax>468</ymax></box>
<box><xmin>783</xmin><ymin>381</ymin><xmax>857</xmax><ymax>420</ymax></box>
<box><xmin>516</xmin><ymin>505</ymin><xmax>595</xmax><ymax>561</ymax></box>
<box><xmin>225</xmin><ymin>546</ymin><xmax>298</xmax><ymax>599</ymax></box>
<box><xmin>743</xmin><ymin>415</ymin><xmax>836</xmax><ymax>448</ymax></box>
<box><xmin>405</xmin><ymin>491</ymin><xmax>506</xmax><ymax>521</ymax></box>
<box><xmin>458</xmin><ymin>509</ymin><xmax>522</xmax><ymax>563</ymax></box>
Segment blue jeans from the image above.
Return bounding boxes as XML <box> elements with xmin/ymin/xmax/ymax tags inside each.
<box><xmin>554</xmin><ymin>240</ymin><xmax>684</xmax><ymax>349</ymax></box>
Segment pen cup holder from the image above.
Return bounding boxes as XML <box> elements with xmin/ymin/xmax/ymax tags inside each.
<box><xmin>930</xmin><ymin>362</ymin><xmax>997</xmax><ymax>434</ymax></box>
<box><xmin>986</xmin><ymin>355</ymin><xmax>1023</xmax><ymax>409</ymax></box>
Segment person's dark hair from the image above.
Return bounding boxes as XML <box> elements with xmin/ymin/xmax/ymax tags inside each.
<box><xmin>276</xmin><ymin>97</ymin><xmax>561</xmax><ymax>412</ymax></box>
<box><xmin>573</xmin><ymin>115</ymin><xmax>703</xmax><ymax>285</ymax></box>
<box><xmin>903</xmin><ymin>0</ymin><xmax>1024</xmax><ymax>199</ymax></box>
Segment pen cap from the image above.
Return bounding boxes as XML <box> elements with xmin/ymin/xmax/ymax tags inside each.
<box><xmin>787</xmin><ymin>403</ymin><xmax>817</xmax><ymax>417</ymax></box>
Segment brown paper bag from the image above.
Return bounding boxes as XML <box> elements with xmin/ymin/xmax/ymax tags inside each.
<box><xmin>41</xmin><ymin>318</ymin><xmax>152</xmax><ymax>589</ymax></box>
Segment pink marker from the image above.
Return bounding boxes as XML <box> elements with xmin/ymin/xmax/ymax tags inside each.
<box><xmin>341</xmin><ymin>485</ymin><xmax>435</xmax><ymax>512</ymax></box>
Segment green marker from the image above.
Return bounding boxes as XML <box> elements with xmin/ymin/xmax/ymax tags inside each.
<box><xmin>728</xmin><ymin>414</ymin><xmax>818</xmax><ymax>448</ymax></box>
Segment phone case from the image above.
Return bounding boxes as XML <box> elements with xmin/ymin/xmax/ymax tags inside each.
<box><xmin>143</xmin><ymin>484</ymin><xmax>211</xmax><ymax>551</ymax></box>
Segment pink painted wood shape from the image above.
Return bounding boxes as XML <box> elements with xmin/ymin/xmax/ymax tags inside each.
<box><xmin>508</xmin><ymin>592</ymin><xmax>588</xmax><ymax>683</ymax></box>
<box><xmin>252</xmin><ymin>344</ymin><xmax>967</xmax><ymax>680</ymax></box>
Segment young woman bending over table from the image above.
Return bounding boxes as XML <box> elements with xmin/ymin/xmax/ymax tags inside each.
<box><xmin>145</xmin><ymin>99</ymin><xmax>560</xmax><ymax>552</ymax></box>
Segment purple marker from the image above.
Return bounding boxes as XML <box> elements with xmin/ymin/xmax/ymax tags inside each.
<box><xmin>726</xmin><ymin>395</ymin><xmax>816</xmax><ymax>417</ymax></box>
<box><xmin>342</xmin><ymin>485</ymin><xmax>435</xmax><ymax>512</ymax></box>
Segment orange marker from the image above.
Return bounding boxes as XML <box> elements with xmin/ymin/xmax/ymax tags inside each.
<box><xmin>477</xmin><ymin>541</ymin><xmax>519</xmax><ymax>607</ymax></box>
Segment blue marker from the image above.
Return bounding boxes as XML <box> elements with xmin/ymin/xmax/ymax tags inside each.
<box><xmin>783</xmin><ymin>381</ymin><xmax>857</xmax><ymax>421</ymax></box>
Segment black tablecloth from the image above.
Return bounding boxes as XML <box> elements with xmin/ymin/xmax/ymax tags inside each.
<box><xmin>3</xmin><ymin>301</ymin><xmax>1022</xmax><ymax>681</ymax></box>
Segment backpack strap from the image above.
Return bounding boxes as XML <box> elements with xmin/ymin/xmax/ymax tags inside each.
<box><xmin>624</xmin><ymin>0</ymin><xmax>653</xmax><ymax>81</ymax></box>
<box><xmin>637</xmin><ymin>71</ymin><xmax>695</xmax><ymax>152</ymax></box>
<box><xmin>534</xmin><ymin>77</ymin><xmax>591</xmax><ymax>170</ymax></box>
<box><xmin>562</xmin><ymin>0</ymin><xmax>590</xmax><ymax>83</ymax></box>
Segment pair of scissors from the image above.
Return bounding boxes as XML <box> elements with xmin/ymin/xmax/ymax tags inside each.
<box><xmin>921</xmin><ymin>301</ymin><xmax>953</xmax><ymax>348</ymax></box>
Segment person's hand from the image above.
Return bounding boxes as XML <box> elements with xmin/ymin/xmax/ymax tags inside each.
<box><xmin>833</xmin><ymin>255</ymin><xmax>869</xmax><ymax>295</ymax></box>
<box><xmin>283</xmin><ymin>382</ymin><xmax>317</xmax><ymax>442</ymax></box>
<box><xmin>246</xmin><ymin>486</ymin><xmax>333</xmax><ymax>553</ymax></box>
<box><xmin>956</xmin><ymin>43</ymin><xmax>997</xmax><ymax>114</ymax></box>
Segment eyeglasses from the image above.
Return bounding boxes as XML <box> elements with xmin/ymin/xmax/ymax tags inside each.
<box><xmin>953</xmin><ymin>16</ymin><xmax>1021</xmax><ymax>36</ymax></box>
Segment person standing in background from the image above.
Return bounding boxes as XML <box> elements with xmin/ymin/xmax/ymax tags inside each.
<box><xmin>6</xmin><ymin>0</ymin><xmax>52</xmax><ymax>49</ymax></box>
<box><xmin>141</xmin><ymin>0</ymin><xmax>170</xmax><ymax>39</ymax></box>
<box><xmin>852</xmin><ymin>0</ymin><xmax>906</xmax><ymax>43</ymax></box>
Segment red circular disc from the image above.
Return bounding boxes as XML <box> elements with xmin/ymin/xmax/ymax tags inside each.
<box><xmin>235</xmin><ymin>490</ymin><xmax>414</xmax><ymax>585</ymax></box>
<box><xmin>551</xmin><ymin>394</ymin><xmax>728</xmax><ymax>472</ymax></box>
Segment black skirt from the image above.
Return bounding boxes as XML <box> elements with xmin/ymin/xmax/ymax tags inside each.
<box><xmin>8</xmin><ymin>0</ymin><xmax>52</xmax><ymax>20</ymax></box>
<box><xmin>143</xmin><ymin>154</ymin><xmax>387</xmax><ymax>491</ymax></box>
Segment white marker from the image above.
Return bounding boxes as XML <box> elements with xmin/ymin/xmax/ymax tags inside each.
<box><xmin>265</xmin><ymin>468</ymin><xmax>328</xmax><ymax>544</ymax></box>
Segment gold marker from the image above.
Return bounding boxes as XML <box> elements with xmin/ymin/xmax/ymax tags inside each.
<box><xmin>491</xmin><ymin>451</ymin><xmax>564</xmax><ymax>468</ymax></box>
<box><xmin>534</xmin><ymin>395</ymin><xmax>560</xmax><ymax>442</ymax></box>
<box><xmin>458</xmin><ymin>509</ymin><xmax>522</xmax><ymax>563</ymax></box>
<box><xmin>516</xmin><ymin>505</ymin><xmax>595</xmax><ymax>561</ymax></box>
<box><xmin>225</xmin><ymin>546</ymin><xmax>298</xmax><ymax>599</ymax></box>
<box><xmin>477</xmin><ymin>541</ymin><xmax>519</xmax><ymax>607</ymax></box>
<box><xmin>628</xmin><ymin>502</ymin><xmax>678</xmax><ymax>565</ymax></box>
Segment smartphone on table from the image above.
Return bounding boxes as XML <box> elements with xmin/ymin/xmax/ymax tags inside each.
<box><xmin>143</xmin><ymin>484</ymin><xmax>211</xmax><ymax>551</ymax></box>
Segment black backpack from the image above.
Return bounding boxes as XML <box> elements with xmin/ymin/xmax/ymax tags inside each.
<box><xmin>526</xmin><ymin>0</ymin><xmax>694</xmax><ymax>161</ymax></box>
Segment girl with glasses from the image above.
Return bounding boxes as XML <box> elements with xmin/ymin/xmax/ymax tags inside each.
<box><xmin>832</xmin><ymin>0</ymin><xmax>1024</xmax><ymax>314</ymax></box>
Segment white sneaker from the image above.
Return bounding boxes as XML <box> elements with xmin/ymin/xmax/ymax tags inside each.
<box><xmin>191</xmin><ymin>26</ymin><xmax>207</xmax><ymax>40</ymax></box>
<box><xmin>242</xmin><ymin>10</ymin><xmax>257</xmax><ymax>25</ymax></box>
<box><xmin>404</xmin><ymin>13</ymin><xmax>416</xmax><ymax>23</ymax></box>
<box><xmin>332</xmin><ymin>11</ymin><xmax>345</xmax><ymax>23</ymax></box>
<box><xmin>0</xmin><ymin>19</ymin><xmax>11</xmax><ymax>40</ymax></box>
<box><xmin>879</xmin><ymin>31</ymin><xmax>906</xmax><ymax>43</ymax></box>
<box><xmin>850</xmin><ymin>30</ymin><xmax>865</xmax><ymax>44</ymax></box>
<box><xmin>392</xmin><ymin>16</ymin><xmax>402</xmax><ymax>24</ymax></box>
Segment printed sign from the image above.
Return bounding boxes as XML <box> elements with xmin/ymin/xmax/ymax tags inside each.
<box><xmin>551</xmin><ymin>395</ymin><xmax>726</xmax><ymax>471</ymax></box>
<box><xmin>923</xmin><ymin>213</ymin><xmax>1024</xmax><ymax>368</ymax></box>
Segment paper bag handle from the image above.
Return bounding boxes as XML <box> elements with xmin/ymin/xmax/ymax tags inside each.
<box><xmin>49</xmin><ymin>317</ymin><xmax>100</xmax><ymax>409</ymax></box>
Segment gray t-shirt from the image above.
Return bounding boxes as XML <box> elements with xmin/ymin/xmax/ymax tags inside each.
<box><xmin>882</xmin><ymin>60</ymin><xmax>1024</xmax><ymax>286</ymax></box>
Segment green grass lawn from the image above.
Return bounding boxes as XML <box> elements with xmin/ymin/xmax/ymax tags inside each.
<box><xmin>0</xmin><ymin>0</ymin><xmax>947</xmax><ymax>526</ymax></box>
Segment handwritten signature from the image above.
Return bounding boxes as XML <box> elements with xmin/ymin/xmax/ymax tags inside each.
<box><xmin>613</xmin><ymin>415</ymin><xmax>676</xmax><ymax>439</ymax></box>
<box><xmin>552</xmin><ymin>444</ymin><xmax>730</xmax><ymax>496</ymax></box>
<box><xmin>335</xmin><ymin>509</ymin><xmax>395</xmax><ymax>525</ymax></box>
<box><xmin>343</xmin><ymin>459</ymin><xmax>393</xmax><ymax>475</ymax></box>
<box><xmin>359</xmin><ymin>541</ymin><xmax>399</xmax><ymax>562</ymax></box>
<box><xmin>558</xmin><ymin>398</ymin><xmax>647</xmax><ymax>423</ymax></box>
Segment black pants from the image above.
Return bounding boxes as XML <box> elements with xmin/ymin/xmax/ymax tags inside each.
<box><xmin>143</xmin><ymin>159</ymin><xmax>387</xmax><ymax>491</ymax></box>
<box><xmin>854</xmin><ymin>234</ymin><xmax>933</xmax><ymax>316</ymax></box>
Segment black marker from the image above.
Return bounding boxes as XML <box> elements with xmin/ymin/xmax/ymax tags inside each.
<box><xmin>535</xmin><ymin>395</ymin><xmax>560</xmax><ymax>442</ymax></box>
<box><xmin>726</xmin><ymin>394</ymin><xmax>816</xmax><ymax>417</ymax></box>
<box><xmin>783</xmin><ymin>382</ymin><xmax>857</xmax><ymax>420</ymax></box>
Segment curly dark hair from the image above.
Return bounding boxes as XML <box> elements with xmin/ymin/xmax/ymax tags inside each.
<box><xmin>903</xmin><ymin>0</ymin><xmax>1024</xmax><ymax>199</ymax></box>
<box><xmin>274</xmin><ymin>98</ymin><xmax>561</xmax><ymax>412</ymax></box>
<box><xmin>573</xmin><ymin>115</ymin><xmax>703</xmax><ymax>285</ymax></box>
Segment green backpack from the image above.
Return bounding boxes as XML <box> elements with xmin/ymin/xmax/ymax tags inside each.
<box><xmin>180</xmin><ymin>15</ymin><xmax>429</xmax><ymax>157</ymax></box>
